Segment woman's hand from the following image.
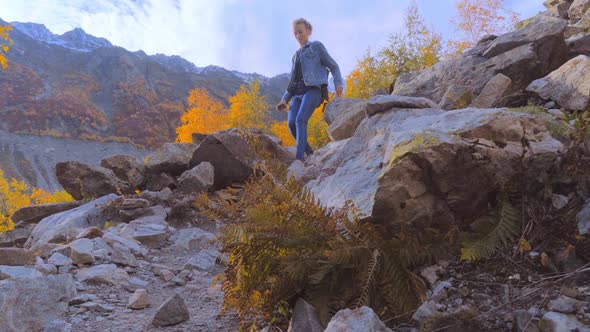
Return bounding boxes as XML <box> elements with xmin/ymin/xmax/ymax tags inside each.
<box><xmin>276</xmin><ymin>99</ymin><xmax>288</xmax><ymax>111</ymax></box>
<box><xmin>336</xmin><ymin>85</ymin><xmax>343</xmax><ymax>97</ymax></box>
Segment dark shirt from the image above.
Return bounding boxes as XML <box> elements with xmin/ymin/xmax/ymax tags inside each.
<box><xmin>292</xmin><ymin>47</ymin><xmax>311</xmax><ymax>95</ymax></box>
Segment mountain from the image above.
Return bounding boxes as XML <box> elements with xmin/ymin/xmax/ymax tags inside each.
<box><xmin>0</xmin><ymin>19</ymin><xmax>290</xmax><ymax>148</ymax></box>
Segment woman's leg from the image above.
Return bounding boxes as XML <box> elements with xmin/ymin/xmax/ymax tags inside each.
<box><xmin>295</xmin><ymin>88</ymin><xmax>322</xmax><ymax>160</ymax></box>
<box><xmin>287</xmin><ymin>96</ymin><xmax>302</xmax><ymax>140</ymax></box>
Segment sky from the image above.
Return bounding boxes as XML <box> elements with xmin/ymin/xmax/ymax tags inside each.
<box><xmin>0</xmin><ymin>0</ymin><xmax>545</xmax><ymax>77</ymax></box>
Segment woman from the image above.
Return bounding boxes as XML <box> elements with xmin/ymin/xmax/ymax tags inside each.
<box><xmin>276</xmin><ymin>18</ymin><xmax>343</xmax><ymax>163</ymax></box>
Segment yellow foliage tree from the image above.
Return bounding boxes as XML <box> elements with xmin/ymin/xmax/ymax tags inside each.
<box><xmin>228</xmin><ymin>80</ymin><xmax>272</xmax><ymax>133</ymax></box>
<box><xmin>0</xmin><ymin>169</ymin><xmax>73</xmax><ymax>234</ymax></box>
<box><xmin>271</xmin><ymin>101</ymin><xmax>330</xmax><ymax>150</ymax></box>
<box><xmin>176</xmin><ymin>86</ymin><xmax>230</xmax><ymax>143</ymax></box>
<box><xmin>0</xmin><ymin>24</ymin><xmax>12</xmax><ymax>70</ymax></box>
<box><xmin>345</xmin><ymin>0</ymin><xmax>442</xmax><ymax>98</ymax></box>
<box><xmin>447</xmin><ymin>0</ymin><xmax>520</xmax><ymax>56</ymax></box>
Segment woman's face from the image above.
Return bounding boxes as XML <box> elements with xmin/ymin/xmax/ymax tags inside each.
<box><xmin>293</xmin><ymin>23</ymin><xmax>311</xmax><ymax>46</ymax></box>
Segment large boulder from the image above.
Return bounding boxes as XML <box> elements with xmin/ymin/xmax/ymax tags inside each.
<box><xmin>75</xmin><ymin>264</ymin><xmax>130</xmax><ymax>286</ymax></box>
<box><xmin>100</xmin><ymin>154</ymin><xmax>146</xmax><ymax>189</ymax></box>
<box><xmin>299</xmin><ymin>107</ymin><xmax>571</xmax><ymax>234</ymax></box>
<box><xmin>0</xmin><ymin>248</ymin><xmax>36</xmax><ymax>266</ymax></box>
<box><xmin>482</xmin><ymin>15</ymin><xmax>568</xmax><ymax>58</ymax></box>
<box><xmin>393</xmin><ymin>15</ymin><xmax>568</xmax><ymax>109</ymax></box>
<box><xmin>569</xmin><ymin>0</ymin><xmax>590</xmax><ymax>21</ymax></box>
<box><xmin>25</xmin><ymin>194</ymin><xmax>119</xmax><ymax>252</ymax></box>
<box><xmin>144</xmin><ymin>143</ymin><xmax>195</xmax><ymax>176</ymax></box>
<box><xmin>0</xmin><ymin>274</ymin><xmax>76</xmax><ymax>332</ymax></box>
<box><xmin>189</xmin><ymin>129</ymin><xmax>292</xmax><ymax>188</ymax></box>
<box><xmin>151</xmin><ymin>294</ymin><xmax>190</xmax><ymax>327</ymax></box>
<box><xmin>325</xmin><ymin>96</ymin><xmax>438</xmax><ymax>142</ymax></box>
<box><xmin>11</xmin><ymin>201</ymin><xmax>82</xmax><ymax>224</ymax></box>
<box><xmin>527</xmin><ymin>55</ymin><xmax>590</xmax><ymax>111</ymax></box>
<box><xmin>56</xmin><ymin>161</ymin><xmax>130</xmax><ymax>200</ymax></box>
<box><xmin>0</xmin><ymin>224</ymin><xmax>34</xmax><ymax>248</ymax></box>
<box><xmin>471</xmin><ymin>73</ymin><xmax>512</xmax><ymax>108</ymax></box>
<box><xmin>177</xmin><ymin>162</ymin><xmax>215</xmax><ymax>194</ymax></box>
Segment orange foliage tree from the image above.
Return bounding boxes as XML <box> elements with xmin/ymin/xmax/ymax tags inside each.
<box><xmin>0</xmin><ymin>23</ymin><xmax>12</xmax><ymax>69</ymax></box>
<box><xmin>448</xmin><ymin>0</ymin><xmax>520</xmax><ymax>56</ymax></box>
<box><xmin>0</xmin><ymin>169</ymin><xmax>73</xmax><ymax>234</ymax></box>
<box><xmin>176</xmin><ymin>87</ymin><xmax>229</xmax><ymax>142</ymax></box>
<box><xmin>227</xmin><ymin>80</ymin><xmax>272</xmax><ymax>133</ymax></box>
<box><xmin>345</xmin><ymin>1</ymin><xmax>442</xmax><ymax>98</ymax></box>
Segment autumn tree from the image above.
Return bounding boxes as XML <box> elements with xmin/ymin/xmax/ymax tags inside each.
<box><xmin>0</xmin><ymin>24</ymin><xmax>12</xmax><ymax>69</ymax></box>
<box><xmin>0</xmin><ymin>169</ymin><xmax>73</xmax><ymax>234</ymax></box>
<box><xmin>345</xmin><ymin>0</ymin><xmax>442</xmax><ymax>98</ymax></box>
<box><xmin>228</xmin><ymin>80</ymin><xmax>272</xmax><ymax>133</ymax></box>
<box><xmin>176</xmin><ymin>86</ymin><xmax>230</xmax><ymax>143</ymax></box>
<box><xmin>447</xmin><ymin>0</ymin><xmax>520</xmax><ymax>56</ymax></box>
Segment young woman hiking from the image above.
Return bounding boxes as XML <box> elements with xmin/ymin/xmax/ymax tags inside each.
<box><xmin>276</xmin><ymin>18</ymin><xmax>343</xmax><ymax>165</ymax></box>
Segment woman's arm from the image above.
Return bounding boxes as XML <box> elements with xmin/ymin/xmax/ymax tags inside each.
<box><xmin>315</xmin><ymin>41</ymin><xmax>343</xmax><ymax>88</ymax></box>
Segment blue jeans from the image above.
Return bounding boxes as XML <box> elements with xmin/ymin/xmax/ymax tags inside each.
<box><xmin>288</xmin><ymin>87</ymin><xmax>322</xmax><ymax>160</ymax></box>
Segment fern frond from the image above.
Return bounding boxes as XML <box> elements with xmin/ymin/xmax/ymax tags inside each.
<box><xmin>355</xmin><ymin>249</ymin><xmax>381</xmax><ymax>308</ymax></box>
<box><xmin>460</xmin><ymin>197</ymin><xmax>521</xmax><ymax>260</ymax></box>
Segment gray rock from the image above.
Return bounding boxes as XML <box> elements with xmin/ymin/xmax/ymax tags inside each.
<box><xmin>365</xmin><ymin>95</ymin><xmax>437</xmax><ymax>116</ymax></box>
<box><xmin>183</xmin><ymin>248</ymin><xmax>219</xmax><ymax>271</ymax></box>
<box><xmin>124</xmin><ymin>277</ymin><xmax>148</xmax><ymax>292</ymax></box>
<box><xmin>102</xmin><ymin>232</ymin><xmax>147</xmax><ymax>257</ymax></box>
<box><xmin>69</xmin><ymin>293</ymin><xmax>99</xmax><ymax>305</ymax></box>
<box><xmin>111</xmin><ymin>243</ymin><xmax>139</xmax><ymax>267</ymax></box>
<box><xmin>80</xmin><ymin>301</ymin><xmax>115</xmax><ymax>313</ymax></box>
<box><xmin>47</xmin><ymin>253</ymin><xmax>73</xmax><ymax>267</ymax></box>
<box><xmin>56</xmin><ymin>161</ymin><xmax>130</xmax><ymax>200</ymax></box>
<box><xmin>567</xmin><ymin>33</ymin><xmax>590</xmax><ymax>55</ymax></box>
<box><xmin>0</xmin><ymin>248</ymin><xmax>36</xmax><ymax>266</ymax></box>
<box><xmin>325</xmin><ymin>306</ymin><xmax>392</xmax><ymax>332</ymax></box>
<box><xmin>471</xmin><ymin>73</ymin><xmax>512</xmax><ymax>108</ymax></box>
<box><xmin>141</xmin><ymin>187</ymin><xmax>173</xmax><ymax>204</ymax></box>
<box><xmin>551</xmin><ymin>194</ymin><xmax>569</xmax><ymax>210</ymax></box>
<box><xmin>75</xmin><ymin>264</ymin><xmax>130</xmax><ymax>286</ymax></box>
<box><xmin>528</xmin><ymin>55</ymin><xmax>590</xmax><ymax>111</ymax></box>
<box><xmin>513</xmin><ymin>309</ymin><xmax>540</xmax><ymax>332</ymax></box>
<box><xmin>43</xmin><ymin>319</ymin><xmax>72</xmax><ymax>332</ymax></box>
<box><xmin>325</xmin><ymin>99</ymin><xmax>367</xmax><ymax>141</ymax></box>
<box><xmin>121</xmin><ymin>222</ymin><xmax>168</xmax><ymax>248</ymax></box>
<box><xmin>170</xmin><ymin>227</ymin><xmax>216</xmax><ymax>252</ymax></box>
<box><xmin>299</xmin><ymin>107</ymin><xmax>571</xmax><ymax>232</ymax></box>
<box><xmin>69</xmin><ymin>238</ymin><xmax>95</xmax><ymax>265</ymax></box>
<box><xmin>25</xmin><ymin>194</ymin><xmax>119</xmax><ymax>252</ymax></box>
<box><xmin>576</xmin><ymin>200</ymin><xmax>590</xmax><ymax>235</ymax></box>
<box><xmin>101</xmin><ymin>154</ymin><xmax>146</xmax><ymax>189</ymax></box>
<box><xmin>0</xmin><ymin>224</ymin><xmax>34</xmax><ymax>248</ymax></box>
<box><xmin>120</xmin><ymin>198</ymin><xmax>150</xmax><ymax>210</ymax></box>
<box><xmin>0</xmin><ymin>274</ymin><xmax>76</xmax><ymax>332</ymax></box>
<box><xmin>287</xmin><ymin>298</ymin><xmax>323</xmax><ymax>332</ymax></box>
<box><xmin>483</xmin><ymin>15</ymin><xmax>568</xmax><ymax>58</ymax></box>
<box><xmin>151</xmin><ymin>294</ymin><xmax>190</xmax><ymax>326</ymax></box>
<box><xmin>75</xmin><ymin>226</ymin><xmax>103</xmax><ymax>240</ymax></box>
<box><xmin>0</xmin><ymin>265</ymin><xmax>44</xmax><ymax>280</ymax></box>
<box><xmin>393</xmin><ymin>15</ymin><xmax>567</xmax><ymax>106</ymax></box>
<box><xmin>145</xmin><ymin>172</ymin><xmax>178</xmax><ymax>191</ymax></box>
<box><xmin>11</xmin><ymin>201</ymin><xmax>82</xmax><ymax>224</ymax></box>
<box><xmin>439</xmin><ymin>84</ymin><xmax>474</xmax><ymax>110</ymax></box>
<box><xmin>128</xmin><ymin>289</ymin><xmax>150</xmax><ymax>309</ymax></box>
<box><xmin>324</xmin><ymin>97</ymin><xmax>364</xmax><ymax>125</ymax></box>
<box><xmin>420</xmin><ymin>265</ymin><xmax>441</xmax><ymax>286</ymax></box>
<box><xmin>539</xmin><ymin>311</ymin><xmax>590</xmax><ymax>331</ymax></box>
<box><xmin>412</xmin><ymin>301</ymin><xmax>440</xmax><ymax>324</ymax></box>
<box><xmin>144</xmin><ymin>142</ymin><xmax>196</xmax><ymax>176</ymax></box>
<box><xmin>35</xmin><ymin>257</ymin><xmax>57</xmax><ymax>275</ymax></box>
<box><xmin>547</xmin><ymin>295</ymin><xmax>586</xmax><ymax>313</ymax></box>
<box><xmin>177</xmin><ymin>162</ymin><xmax>215</xmax><ymax>194</ymax></box>
<box><xmin>569</xmin><ymin>0</ymin><xmax>590</xmax><ymax>21</ymax></box>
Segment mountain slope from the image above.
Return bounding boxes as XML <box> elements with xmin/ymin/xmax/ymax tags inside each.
<box><xmin>0</xmin><ymin>19</ymin><xmax>290</xmax><ymax>147</ymax></box>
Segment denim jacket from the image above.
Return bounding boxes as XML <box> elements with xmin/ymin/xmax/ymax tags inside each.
<box><xmin>282</xmin><ymin>40</ymin><xmax>343</xmax><ymax>103</ymax></box>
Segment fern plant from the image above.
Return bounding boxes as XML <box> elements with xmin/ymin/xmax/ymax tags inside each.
<box><xmin>197</xmin><ymin>152</ymin><xmax>452</xmax><ymax>328</ymax></box>
<box><xmin>460</xmin><ymin>196</ymin><xmax>521</xmax><ymax>260</ymax></box>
